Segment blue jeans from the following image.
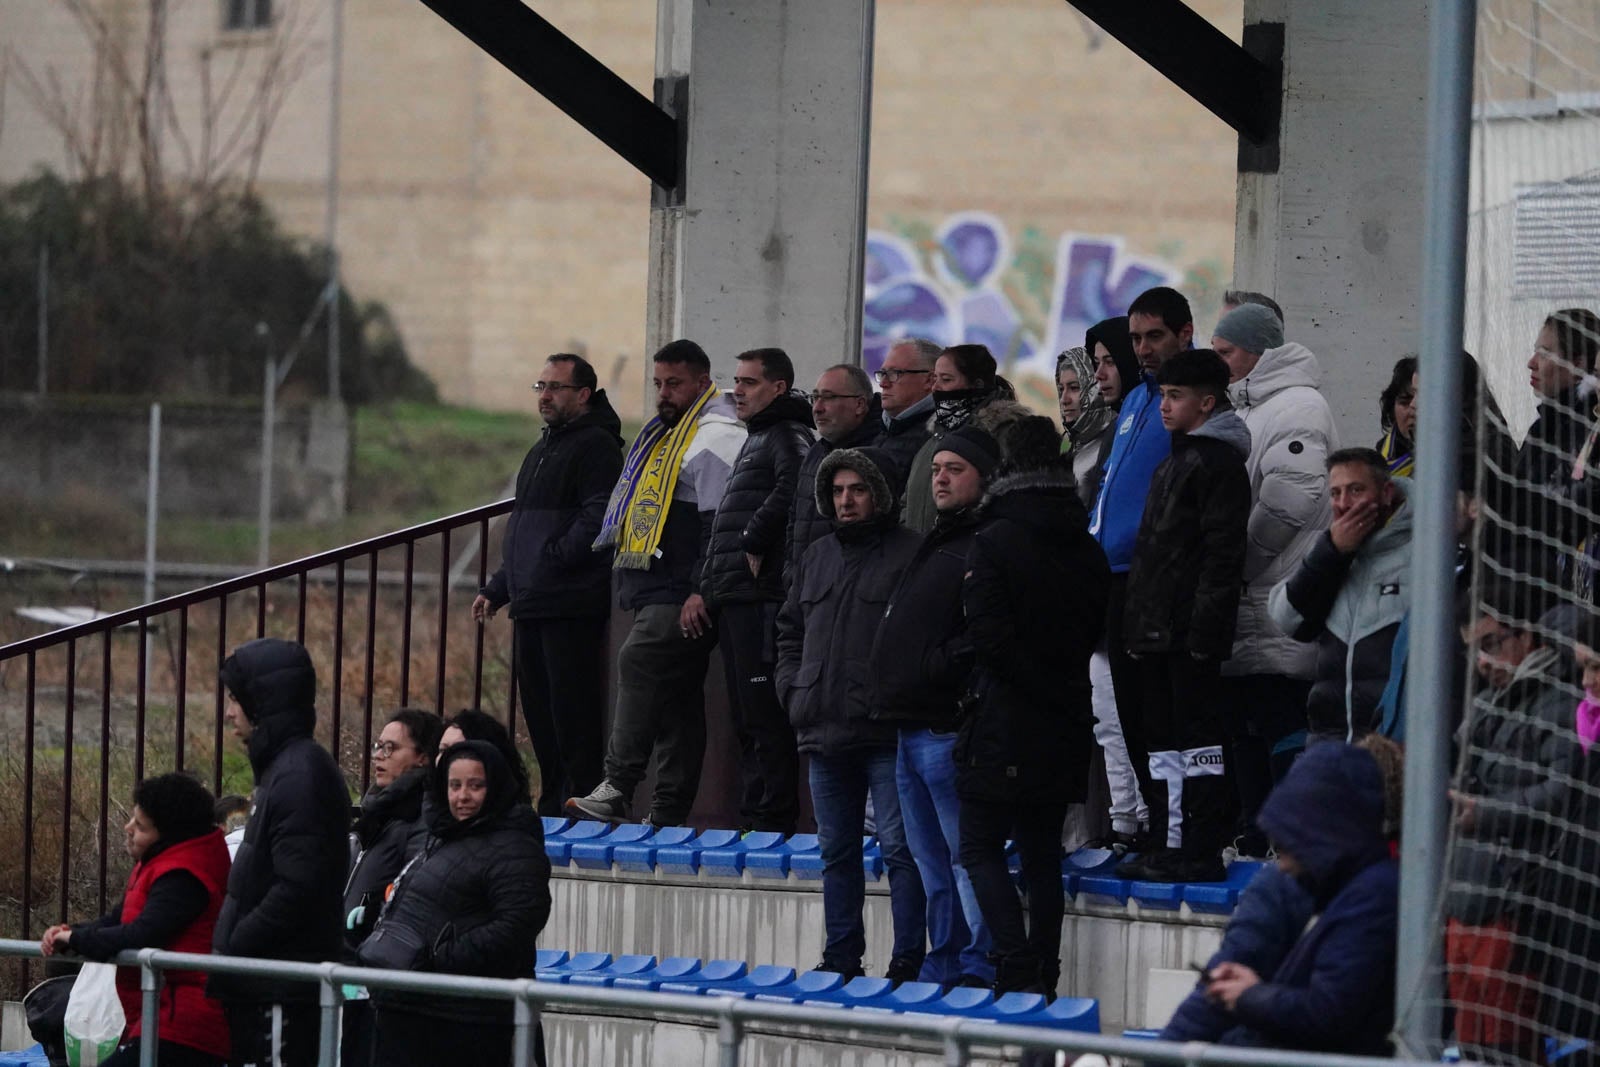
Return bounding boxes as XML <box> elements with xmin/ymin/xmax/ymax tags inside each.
<box><xmin>897</xmin><ymin>728</ymin><xmax>993</xmax><ymax>984</ymax></box>
<box><xmin>810</xmin><ymin>748</ymin><xmax>926</xmax><ymax>972</ymax></box>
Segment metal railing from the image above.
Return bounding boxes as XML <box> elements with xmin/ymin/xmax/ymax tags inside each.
<box><xmin>0</xmin><ymin>501</ymin><xmax>514</xmax><ymax>972</ymax></box>
<box><xmin>0</xmin><ymin>939</ymin><xmax>1437</xmax><ymax>1067</ymax></box>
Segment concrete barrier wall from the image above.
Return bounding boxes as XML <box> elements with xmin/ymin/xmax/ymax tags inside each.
<box><xmin>548</xmin><ymin>868</ymin><xmax>1223</xmax><ymax>1033</ymax></box>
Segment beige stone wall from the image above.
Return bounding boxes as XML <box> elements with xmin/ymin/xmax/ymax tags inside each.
<box><xmin>2</xmin><ymin>0</ymin><xmax>1253</xmax><ymax>419</ymax></box>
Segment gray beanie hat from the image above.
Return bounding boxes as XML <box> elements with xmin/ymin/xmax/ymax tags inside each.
<box><xmin>1213</xmin><ymin>302</ymin><xmax>1285</xmax><ymax>355</ymax></box>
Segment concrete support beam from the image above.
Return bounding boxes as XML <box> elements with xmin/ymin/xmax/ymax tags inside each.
<box><xmin>1233</xmin><ymin>0</ymin><xmax>1430</xmax><ymax>447</ymax></box>
<box><xmin>647</xmin><ymin>0</ymin><xmax>875</xmax><ymax>387</ymax></box>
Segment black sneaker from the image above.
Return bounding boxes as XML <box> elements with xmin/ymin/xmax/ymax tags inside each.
<box><xmin>1082</xmin><ymin>830</ymin><xmax>1140</xmax><ymax>856</ymax></box>
<box><xmin>813</xmin><ymin>959</ymin><xmax>865</xmax><ymax>981</ymax></box>
<box><xmin>884</xmin><ymin>957</ymin><xmax>923</xmax><ymax>985</ymax></box>
<box><xmin>1119</xmin><ymin>849</ymin><xmax>1227</xmax><ymax>884</ymax></box>
<box><xmin>1115</xmin><ymin>847</ymin><xmax>1180</xmax><ymax>881</ymax></box>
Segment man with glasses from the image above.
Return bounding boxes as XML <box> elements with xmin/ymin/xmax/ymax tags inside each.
<box><xmin>788</xmin><ymin>363</ymin><xmax>883</xmax><ymax>574</ymax></box>
<box><xmin>473</xmin><ymin>353</ymin><xmax>623</xmax><ymax>816</ymax></box>
<box><xmin>874</xmin><ymin>339</ymin><xmax>940</xmax><ymax>494</ymax></box>
<box><xmin>570</xmin><ymin>339</ymin><xmax>746</xmax><ymax>825</ymax></box>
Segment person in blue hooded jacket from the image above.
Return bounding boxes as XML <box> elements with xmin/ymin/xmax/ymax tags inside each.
<box><xmin>1197</xmin><ymin>742</ymin><xmax>1399</xmax><ymax>1055</ymax></box>
<box><xmin>1089</xmin><ymin>286</ymin><xmax>1195</xmax><ymax>840</ymax></box>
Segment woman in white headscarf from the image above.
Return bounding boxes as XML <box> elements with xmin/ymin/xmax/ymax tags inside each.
<box><xmin>1056</xmin><ymin>345</ymin><xmax>1117</xmax><ymax>508</ymax></box>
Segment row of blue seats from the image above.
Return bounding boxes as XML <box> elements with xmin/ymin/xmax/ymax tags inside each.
<box><xmin>541</xmin><ymin>818</ymin><xmax>1265</xmax><ymax>914</ymax></box>
<box><xmin>533</xmin><ymin>949</ymin><xmax>1100</xmax><ymax>1031</ymax></box>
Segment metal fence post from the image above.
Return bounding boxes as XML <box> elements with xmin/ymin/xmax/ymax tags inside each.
<box><xmin>716</xmin><ymin>997</ymin><xmax>742</xmax><ymax>1067</ymax></box>
<box><xmin>941</xmin><ymin>1016</ymin><xmax>966</xmax><ymax>1067</ymax></box>
<box><xmin>138</xmin><ymin>949</ymin><xmax>161</xmax><ymax>1067</ymax></box>
<box><xmin>317</xmin><ymin>964</ymin><xmax>342</xmax><ymax>1067</ymax></box>
<box><xmin>1399</xmin><ymin>0</ymin><xmax>1476</xmax><ymax>1057</ymax></box>
<box><xmin>513</xmin><ymin>981</ymin><xmax>542</xmax><ymax>1067</ymax></box>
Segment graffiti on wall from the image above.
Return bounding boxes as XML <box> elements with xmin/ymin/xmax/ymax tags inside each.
<box><xmin>862</xmin><ymin>212</ymin><xmax>1221</xmax><ymax>408</ymax></box>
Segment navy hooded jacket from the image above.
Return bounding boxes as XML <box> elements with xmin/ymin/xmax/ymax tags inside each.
<box><xmin>1215</xmin><ymin>743</ymin><xmax>1399</xmax><ymax>1055</ymax></box>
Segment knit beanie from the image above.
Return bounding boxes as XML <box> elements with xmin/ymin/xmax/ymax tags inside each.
<box><xmin>934</xmin><ymin>425</ymin><xmax>1001</xmax><ymax>477</ymax></box>
<box><xmin>1213</xmin><ymin>302</ymin><xmax>1285</xmax><ymax>355</ymax></box>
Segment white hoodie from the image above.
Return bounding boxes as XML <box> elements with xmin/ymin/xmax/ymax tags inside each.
<box><xmin>1225</xmin><ymin>342</ymin><xmax>1340</xmax><ymax>679</ymax></box>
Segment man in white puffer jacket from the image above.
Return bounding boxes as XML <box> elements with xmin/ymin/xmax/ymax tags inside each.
<box><xmin>1211</xmin><ymin>302</ymin><xmax>1339</xmax><ymax>857</ymax></box>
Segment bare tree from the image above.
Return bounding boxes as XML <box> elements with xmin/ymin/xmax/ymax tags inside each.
<box><xmin>8</xmin><ymin>0</ymin><xmax>315</xmax><ymax>232</ymax></box>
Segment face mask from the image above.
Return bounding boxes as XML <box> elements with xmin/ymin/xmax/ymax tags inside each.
<box><xmin>1579</xmin><ymin>695</ymin><xmax>1600</xmax><ymax>753</ymax></box>
<box><xmin>933</xmin><ymin>388</ymin><xmax>986</xmax><ymax>432</ymax></box>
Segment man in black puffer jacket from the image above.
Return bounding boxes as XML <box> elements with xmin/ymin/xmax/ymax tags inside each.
<box><xmin>702</xmin><ymin>347</ymin><xmax>815</xmax><ymax>832</ymax></box>
<box><xmin>474</xmin><ymin>353</ymin><xmax>624</xmax><ymax>815</ymax></box>
<box><xmin>787</xmin><ymin>363</ymin><xmax>882</xmax><ymax>579</ymax></box>
<box><xmin>958</xmin><ymin>417</ymin><xmax>1109</xmax><ymax>997</ymax></box>
<box><xmin>871</xmin><ymin>424</ymin><xmax>999</xmax><ymax>988</ymax></box>
<box><xmin>213</xmin><ymin>638</ymin><xmax>350</xmax><ymax>1067</ymax></box>
<box><xmin>778</xmin><ymin>447</ymin><xmax>926</xmax><ymax>982</ymax></box>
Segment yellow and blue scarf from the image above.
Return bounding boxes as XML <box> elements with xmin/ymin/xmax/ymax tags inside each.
<box><xmin>593</xmin><ymin>385</ymin><xmax>719</xmax><ymax>570</ymax></box>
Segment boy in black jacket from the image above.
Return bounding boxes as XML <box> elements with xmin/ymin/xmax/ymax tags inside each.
<box><xmin>1116</xmin><ymin>349</ymin><xmax>1251</xmax><ymax>884</ymax></box>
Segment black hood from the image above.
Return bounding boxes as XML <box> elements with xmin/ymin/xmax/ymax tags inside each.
<box><xmin>816</xmin><ymin>445</ymin><xmax>901</xmax><ymax>520</ymax></box>
<box><xmin>981</xmin><ymin>467</ymin><xmax>1089</xmax><ymax>537</ymax></box>
<box><xmin>552</xmin><ymin>388</ymin><xmax>625</xmax><ymax>448</ymax></box>
<box><xmin>431</xmin><ymin>739</ymin><xmax>523</xmax><ymax>838</ymax></box>
<box><xmin>747</xmin><ymin>390</ymin><xmax>816</xmax><ymax>432</ymax></box>
<box><xmin>1085</xmin><ymin>317</ymin><xmax>1139</xmax><ymax>408</ymax></box>
<box><xmin>219</xmin><ymin>638</ymin><xmax>318</xmax><ymax>777</ymax></box>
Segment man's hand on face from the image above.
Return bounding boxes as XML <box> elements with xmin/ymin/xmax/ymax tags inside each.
<box><xmin>1329</xmin><ymin>499</ymin><xmax>1381</xmax><ymax>555</ymax></box>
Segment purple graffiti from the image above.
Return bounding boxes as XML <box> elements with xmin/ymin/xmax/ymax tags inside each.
<box><xmin>939</xmin><ymin>218</ymin><xmax>1005</xmax><ymax>289</ymax></box>
<box><xmin>861</xmin><ymin>214</ymin><xmax>1179</xmax><ymax>376</ymax></box>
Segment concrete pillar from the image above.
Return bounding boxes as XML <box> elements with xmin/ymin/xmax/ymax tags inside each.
<box><xmin>1233</xmin><ymin>0</ymin><xmax>1430</xmax><ymax>448</ymax></box>
<box><xmin>648</xmin><ymin>0</ymin><xmax>875</xmax><ymax>388</ymax></box>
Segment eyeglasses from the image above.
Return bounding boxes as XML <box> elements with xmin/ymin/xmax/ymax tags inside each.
<box><xmin>371</xmin><ymin>740</ymin><xmax>413</xmax><ymax>757</ymax></box>
<box><xmin>875</xmin><ymin>368</ymin><xmax>930</xmax><ymax>384</ymax></box>
<box><xmin>812</xmin><ymin>392</ymin><xmax>864</xmax><ymax>404</ymax></box>
<box><xmin>531</xmin><ymin>382</ymin><xmax>583</xmax><ymax>394</ymax></box>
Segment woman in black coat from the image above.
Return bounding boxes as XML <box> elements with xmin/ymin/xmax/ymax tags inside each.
<box><xmin>359</xmin><ymin>740</ymin><xmax>551</xmax><ymax>1067</ymax></box>
<box><xmin>341</xmin><ymin>707</ymin><xmax>444</xmax><ymax>1066</ymax></box>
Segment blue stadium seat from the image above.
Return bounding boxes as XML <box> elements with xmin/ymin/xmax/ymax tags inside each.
<box><xmin>533</xmin><ymin>947</ymin><xmax>1103</xmax><ymax>1032</ymax></box>
<box><xmin>611</xmin><ymin>956</ymin><xmax>703</xmax><ymax>991</ymax></box>
<box><xmin>1037</xmin><ymin>997</ymin><xmax>1101</xmax><ymax>1032</ymax></box>
<box><xmin>722</xmin><ymin>964</ymin><xmax>798</xmax><ymax>998</ymax></box>
<box><xmin>744</xmin><ymin>834</ymin><xmax>821</xmax><ymax>879</ymax></box>
<box><xmin>570</xmin><ymin>824</ymin><xmax>654</xmax><ymax>870</ymax></box>
<box><xmin>534</xmin><ymin>948</ymin><xmax>569</xmax><ymax>972</ymax></box>
<box><xmin>544</xmin><ymin>820</ymin><xmax>611</xmax><ymax>865</ymax></box>
<box><xmin>613</xmin><ymin>825</ymin><xmax>695</xmax><ymax>873</ymax></box>
<box><xmin>536</xmin><ymin>950</ymin><xmax>612</xmax><ymax>983</ymax></box>
<box><xmin>700</xmin><ymin>830</ymin><xmax>787</xmax><ymax>879</ymax></box>
<box><xmin>757</xmin><ymin>969</ymin><xmax>845</xmax><ymax>1003</ymax></box>
<box><xmin>659</xmin><ymin>958</ymin><xmax>748</xmax><ymax>994</ymax></box>
<box><xmin>567</xmin><ymin>954</ymin><xmax>658</xmax><ymax>987</ymax></box>
<box><xmin>881</xmin><ymin>981</ymin><xmax>945</xmax><ymax>1009</ymax></box>
<box><xmin>656</xmin><ymin>829</ymin><xmax>743</xmax><ymax>875</ymax></box>
<box><xmin>798</xmin><ymin>975</ymin><xmax>895</xmax><ymax>1008</ymax></box>
<box><xmin>1183</xmin><ymin>860</ymin><xmax>1264</xmax><ymax>914</ymax></box>
<box><xmin>541</xmin><ymin>816</ymin><xmax>573</xmax><ymax>837</ymax></box>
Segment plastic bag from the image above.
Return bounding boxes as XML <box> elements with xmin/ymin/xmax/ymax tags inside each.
<box><xmin>61</xmin><ymin>964</ymin><xmax>124</xmax><ymax>1067</ymax></box>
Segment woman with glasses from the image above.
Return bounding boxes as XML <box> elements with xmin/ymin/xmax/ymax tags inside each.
<box><xmin>341</xmin><ymin>707</ymin><xmax>444</xmax><ymax>1066</ymax></box>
